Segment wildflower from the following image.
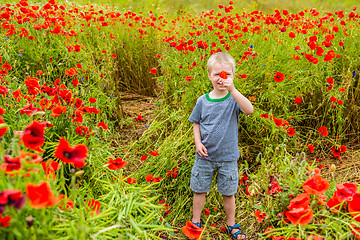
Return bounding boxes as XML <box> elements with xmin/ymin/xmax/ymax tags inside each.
<box><xmin>89</xmin><ymin>97</ymin><xmax>97</xmax><ymax>103</ymax></box>
<box><xmin>0</xmin><ymin>189</ymin><xmax>26</xmax><ymax>212</ymax></box>
<box><xmin>254</xmin><ymin>210</ymin><xmax>267</xmax><ymax>223</ymax></box>
<box><xmin>318</xmin><ymin>126</ymin><xmax>328</xmax><ymax>136</ymax></box>
<box><xmin>204</xmin><ymin>208</ymin><xmax>210</xmax><ymax>216</ymax></box>
<box><xmin>0</xmin><ymin>215</ymin><xmax>11</xmax><ymax>227</ymax></box>
<box><xmin>219</xmin><ymin>71</ymin><xmax>228</xmax><ymax>79</ymax></box>
<box><xmin>287</xmin><ymin>127</ymin><xmax>296</xmax><ymax>137</ymax></box>
<box><xmin>140</xmin><ymin>155</ymin><xmax>148</xmax><ymax>161</ymax></box>
<box><xmin>0</xmin><ymin>118</ymin><xmax>7</xmax><ymax>137</ymax></box>
<box><xmin>273</xmin><ymin>117</ymin><xmax>283</xmax><ymax>127</ymax></box>
<box><xmin>21</xmin><ymin>121</ymin><xmax>45</xmax><ymax>152</ymax></box>
<box><xmin>86</xmin><ymin>199</ymin><xmax>101</xmax><ymax>215</ymax></box>
<box><xmin>274</xmin><ymin>72</ymin><xmax>285</xmax><ymax>82</ymax></box>
<box><xmin>135</xmin><ymin>114</ymin><xmax>144</xmax><ymax>121</ymax></box>
<box><xmin>26</xmin><ymin>181</ymin><xmax>59</xmax><ymax>209</ymax></box>
<box><xmin>105</xmin><ymin>158</ymin><xmax>127</xmax><ymax>170</ymax></box>
<box><xmin>182</xmin><ymin>221</ymin><xmax>205</xmax><ymax>240</ymax></box>
<box><xmin>302</xmin><ymin>174</ymin><xmax>330</xmax><ymax>195</ymax></box>
<box><xmin>294</xmin><ymin>97</ymin><xmax>301</xmax><ymax>105</ymax></box>
<box><xmin>285</xmin><ymin>193</ymin><xmax>313</xmax><ymax>225</ymax></box>
<box><xmin>126</xmin><ymin>177</ymin><xmax>137</xmax><ymax>184</ymax></box>
<box><xmin>54</xmin><ymin>137</ymin><xmax>88</xmax><ymax>168</ymax></box>
<box><xmin>97</xmin><ymin>121</ymin><xmax>108</xmax><ymax>130</ymax></box>
<box><xmin>260</xmin><ymin>113</ymin><xmax>269</xmax><ymax>119</ymax></box>
<box><xmin>1</xmin><ymin>156</ymin><xmax>21</xmax><ymax>173</ymax></box>
<box><xmin>58</xmin><ymin>194</ymin><xmax>74</xmax><ymax>211</ymax></box>
<box><xmin>150</xmin><ymin>68</ymin><xmax>157</xmax><ymax>74</ymax></box>
<box><xmin>348</xmin><ymin>193</ymin><xmax>360</xmax><ymax>221</ymax></box>
<box><xmin>149</xmin><ymin>150</ymin><xmax>159</xmax><ymax>156</ymax></box>
<box><xmin>307</xmin><ymin>144</ymin><xmax>315</xmax><ymax>153</ymax></box>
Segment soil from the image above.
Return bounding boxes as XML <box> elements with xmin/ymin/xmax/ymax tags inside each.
<box><xmin>114</xmin><ymin>92</ymin><xmax>159</xmax><ymax>146</ymax></box>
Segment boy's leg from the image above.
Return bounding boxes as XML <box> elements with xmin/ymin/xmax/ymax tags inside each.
<box><xmin>223</xmin><ymin>194</ymin><xmax>236</xmax><ymax>226</ymax></box>
<box><xmin>223</xmin><ymin>194</ymin><xmax>245</xmax><ymax>240</ymax></box>
<box><xmin>192</xmin><ymin>192</ymin><xmax>207</xmax><ymax>224</ymax></box>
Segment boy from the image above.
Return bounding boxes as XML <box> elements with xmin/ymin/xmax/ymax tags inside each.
<box><xmin>188</xmin><ymin>52</ymin><xmax>253</xmax><ymax>240</ymax></box>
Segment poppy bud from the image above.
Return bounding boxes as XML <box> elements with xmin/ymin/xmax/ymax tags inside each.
<box><xmin>330</xmin><ymin>164</ymin><xmax>336</xmax><ymax>171</ymax></box>
<box><xmin>75</xmin><ymin>170</ymin><xmax>85</xmax><ymax>177</ymax></box>
<box><xmin>26</xmin><ymin>216</ymin><xmax>34</xmax><ymax>227</ymax></box>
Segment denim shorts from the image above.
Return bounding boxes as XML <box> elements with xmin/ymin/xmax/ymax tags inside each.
<box><xmin>190</xmin><ymin>157</ymin><xmax>239</xmax><ymax>196</ymax></box>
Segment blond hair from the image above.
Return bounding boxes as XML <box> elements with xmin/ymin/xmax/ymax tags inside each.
<box><xmin>207</xmin><ymin>52</ymin><xmax>236</xmax><ymax>74</ymax></box>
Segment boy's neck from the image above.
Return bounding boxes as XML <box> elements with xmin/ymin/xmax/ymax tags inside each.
<box><xmin>209</xmin><ymin>89</ymin><xmax>229</xmax><ymax>99</ymax></box>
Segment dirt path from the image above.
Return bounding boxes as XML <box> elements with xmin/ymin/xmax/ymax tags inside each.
<box><xmin>114</xmin><ymin>92</ymin><xmax>158</xmax><ymax>146</ymax></box>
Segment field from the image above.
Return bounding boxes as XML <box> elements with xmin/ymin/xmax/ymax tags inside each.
<box><xmin>0</xmin><ymin>0</ymin><xmax>360</xmax><ymax>239</ymax></box>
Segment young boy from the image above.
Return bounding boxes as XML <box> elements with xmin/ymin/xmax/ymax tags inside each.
<box><xmin>188</xmin><ymin>52</ymin><xmax>253</xmax><ymax>240</ymax></box>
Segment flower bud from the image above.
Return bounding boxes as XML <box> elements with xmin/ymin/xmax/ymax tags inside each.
<box><xmin>330</xmin><ymin>164</ymin><xmax>336</xmax><ymax>171</ymax></box>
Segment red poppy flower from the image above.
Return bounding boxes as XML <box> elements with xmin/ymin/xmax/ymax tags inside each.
<box><xmin>287</xmin><ymin>127</ymin><xmax>296</xmax><ymax>137</ymax></box>
<box><xmin>41</xmin><ymin>160</ymin><xmax>60</xmax><ymax>180</ymax></box>
<box><xmin>135</xmin><ymin>114</ymin><xmax>144</xmax><ymax>121</ymax></box>
<box><xmin>182</xmin><ymin>221</ymin><xmax>205</xmax><ymax>239</ymax></box>
<box><xmin>339</xmin><ymin>145</ymin><xmax>347</xmax><ymax>153</ymax></box>
<box><xmin>51</xmin><ymin>105</ymin><xmax>67</xmax><ymax>118</ymax></box>
<box><xmin>21</xmin><ymin>121</ymin><xmax>45</xmax><ymax>152</ymax></box>
<box><xmin>334</xmin><ymin>182</ymin><xmax>357</xmax><ymax>202</ymax></box>
<box><xmin>348</xmin><ymin>193</ymin><xmax>360</xmax><ymax>221</ymax></box>
<box><xmin>285</xmin><ymin>206</ymin><xmax>313</xmax><ymax>225</ymax></box>
<box><xmin>204</xmin><ymin>208</ymin><xmax>210</xmax><ymax>216</ymax></box>
<box><xmin>302</xmin><ymin>174</ymin><xmax>330</xmax><ymax>195</ymax></box>
<box><xmin>0</xmin><ymin>189</ymin><xmax>26</xmax><ymax>211</ymax></box>
<box><xmin>145</xmin><ymin>174</ymin><xmax>153</xmax><ymax>182</ymax></box>
<box><xmin>54</xmin><ymin>137</ymin><xmax>88</xmax><ymax>168</ymax></box>
<box><xmin>261</xmin><ymin>113</ymin><xmax>269</xmax><ymax>119</ymax></box>
<box><xmin>274</xmin><ymin>72</ymin><xmax>285</xmax><ymax>82</ymax></box>
<box><xmin>105</xmin><ymin>158</ymin><xmax>127</xmax><ymax>170</ymax></box>
<box><xmin>58</xmin><ymin>194</ymin><xmax>74</xmax><ymax>211</ymax></box>
<box><xmin>86</xmin><ymin>198</ymin><xmax>101</xmax><ymax>215</ymax></box>
<box><xmin>140</xmin><ymin>155</ymin><xmax>148</xmax><ymax>161</ymax></box>
<box><xmin>318</xmin><ymin>126</ymin><xmax>328</xmax><ymax>136</ymax></box>
<box><xmin>19</xmin><ymin>150</ymin><xmax>43</xmax><ymax>164</ymax></box>
<box><xmin>307</xmin><ymin>144</ymin><xmax>315</xmax><ymax>153</ymax></box>
<box><xmin>273</xmin><ymin>117</ymin><xmax>283</xmax><ymax>127</ymax></box>
<box><xmin>254</xmin><ymin>210</ymin><xmax>267</xmax><ymax>223</ymax></box>
<box><xmin>2</xmin><ymin>62</ymin><xmax>12</xmax><ymax>70</ymax></box>
<box><xmin>326</xmin><ymin>195</ymin><xmax>342</xmax><ymax>213</ymax></box>
<box><xmin>89</xmin><ymin>97</ymin><xmax>97</xmax><ymax>103</ymax></box>
<box><xmin>288</xmin><ymin>193</ymin><xmax>311</xmax><ymax>210</ymax></box>
<box><xmin>0</xmin><ymin>107</ymin><xmax>5</xmax><ymax>115</ymax></box>
<box><xmin>97</xmin><ymin>121</ymin><xmax>108</xmax><ymax>130</ymax></box>
<box><xmin>1</xmin><ymin>155</ymin><xmax>21</xmax><ymax>173</ymax></box>
<box><xmin>0</xmin><ymin>215</ymin><xmax>11</xmax><ymax>227</ymax></box>
<box><xmin>125</xmin><ymin>177</ymin><xmax>137</xmax><ymax>184</ymax></box>
<box><xmin>294</xmin><ymin>97</ymin><xmax>301</xmax><ymax>105</ymax></box>
<box><xmin>149</xmin><ymin>150</ymin><xmax>159</xmax><ymax>156</ymax></box>
<box><xmin>288</xmin><ymin>32</ymin><xmax>296</xmax><ymax>38</ymax></box>
<box><xmin>0</xmin><ymin>118</ymin><xmax>7</xmax><ymax>137</ymax></box>
<box><xmin>0</xmin><ymin>85</ymin><xmax>8</xmax><ymax>97</ymax></box>
<box><xmin>150</xmin><ymin>68</ymin><xmax>157</xmax><ymax>74</ymax></box>
<box><xmin>26</xmin><ymin>181</ymin><xmax>60</xmax><ymax>209</ymax></box>
<box><xmin>219</xmin><ymin>71</ymin><xmax>228</xmax><ymax>79</ymax></box>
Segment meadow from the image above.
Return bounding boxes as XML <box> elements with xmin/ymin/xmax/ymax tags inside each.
<box><xmin>0</xmin><ymin>0</ymin><xmax>360</xmax><ymax>239</ymax></box>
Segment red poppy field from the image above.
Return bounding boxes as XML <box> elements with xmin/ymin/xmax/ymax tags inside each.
<box><xmin>1</xmin><ymin>0</ymin><xmax>360</xmax><ymax>239</ymax></box>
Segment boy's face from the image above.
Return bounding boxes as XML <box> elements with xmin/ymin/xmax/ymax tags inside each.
<box><xmin>208</xmin><ymin>63</ymin><xmax>234</xmax><ymax>92</ymax></box>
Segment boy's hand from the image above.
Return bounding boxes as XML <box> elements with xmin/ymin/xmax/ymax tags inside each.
<box><xmin>195</xmin><ymin>143</ymin><xmax>208</xmax><ymax>157</ymax></box>
<box><xmin>220</xmin><ymin>77</ymin><xmax>235</xmax><ymax>92</ymax></box>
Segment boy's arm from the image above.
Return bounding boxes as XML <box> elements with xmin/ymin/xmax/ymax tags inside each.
<box><xmin>193</xmin><ymin>123</ymin><xmax>208</xmax><ymax>157</ymax></box>
<box><xmin>228</xmin><ymin>88</ymin><xmax>254</xmax><ymax>115</ymax></box>
<box><xmin>221</xmin><ymin>77</ymin><xmax>254</xmax><ymax>115</ymax></box>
